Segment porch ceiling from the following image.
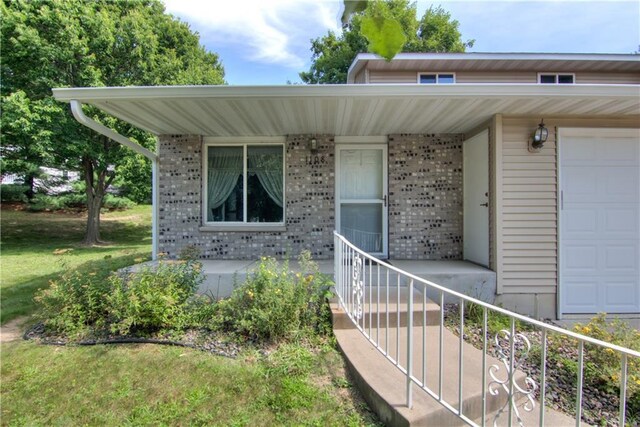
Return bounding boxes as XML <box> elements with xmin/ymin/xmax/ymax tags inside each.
<box><xmin>53</xmin><ymin>84</ymin><xmax>640</xmax><ymax>137</ymax></box>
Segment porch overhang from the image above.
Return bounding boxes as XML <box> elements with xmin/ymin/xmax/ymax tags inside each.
<box><xmin>52</xmin><ymin>84</ymin><xmax>640</xmax><ymax>137</ymax></box>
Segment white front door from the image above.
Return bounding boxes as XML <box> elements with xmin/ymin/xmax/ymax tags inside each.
<box><xmin>336</xmin><ymin>145</ymin><xmax>388</xmax><ymax>257</ymax></box>
<box><xmin>463</xmin><ymin>130</ymin><xmax>490</xmax><ymax>267</ymax></box>
<box><xmin>559</xmin><ymin>128</ymin><xmax>640</xmax><ymax>314</ymax></box>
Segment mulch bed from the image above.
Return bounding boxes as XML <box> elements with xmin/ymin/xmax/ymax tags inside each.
<box><xmin>23</xmin><ymin>322</ymin><xmax>257</xmax><ymax>359</ymax></box>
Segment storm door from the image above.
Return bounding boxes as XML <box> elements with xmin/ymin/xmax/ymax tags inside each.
<box><xmin>336</xmin><ymin>145</ymin><xmax>388</xmax><ymax>257</ymax></box>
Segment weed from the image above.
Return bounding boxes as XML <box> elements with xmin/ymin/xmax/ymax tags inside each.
<box><xmin>215</xmin><ymin>251</ymin><xmax>333</xmax><ymax>342</ymax></box>
<box><xmin>106</xmin><ymin>261</ymin><xmax>205</xmax><ymax>335</ymax></box>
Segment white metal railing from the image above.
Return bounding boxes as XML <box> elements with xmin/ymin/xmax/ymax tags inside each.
<box><xmin>333</xmin><ymin>231</ymin><xmax>640</xmax><ymax>427</ymax></box>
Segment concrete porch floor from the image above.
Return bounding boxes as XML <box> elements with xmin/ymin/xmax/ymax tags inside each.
<box><xmin>129</xmin><ymin>258</ymin><xmax>496</xmax><ymax>301</ymax></box>
<box><xmin>196</xmin><ymin>259</ymin><xmax>496</xmax><ymax>301</ymax></box>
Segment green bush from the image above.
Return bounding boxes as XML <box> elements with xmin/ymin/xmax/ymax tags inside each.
<box><xmin>27</xmin><ymin>193</ymin><xmax>135</xmax><ymax>212</ymax></box>
<box><xmin>35</xmin><ymin>269</ymin><xmax>111</xmax><ymax>337</ymax></box>
<box><xmin>106</xmin><ymin>261</ymin><xmax>204</xmax><ymax>335</ymax></box>
<box><xmin>573</xmin><ymin>314</ymin><xmax>639</xmax><ymax>395</ymax></box>
<box><xmin>215</xmin><ymin>252</ymin><xmax>333</xmax><ymax>342</ymax></box>
<box><xmin>35</xmin><ymin>261</ymin><xmax>205</xmax><ymax>337</ymax></box>
<box><xmin>545</xmin><ymin>313</ymin><xmax>640</xmax><ymax>422</ymax></box>
<box><xmin>103</xmin><ymin>194</ymin><xmax>136</xmax><ymax>210</ymax></box>
<box><xmin>0</xmin><ymin>184</ymin><xmax>29</xmax><ymax>202</ymax></box>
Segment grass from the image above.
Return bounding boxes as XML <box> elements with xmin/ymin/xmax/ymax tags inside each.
<box><xmin>0</xmin><ymin>205</ymin><xmax>379</xmax><ymax>426</ymax></box>
<box><xmin>1</xmin><ymin>341</ymin><xmax>378</xmax><ymax>426</ymax></box>
<box><xmin>1</xmin><ymin>206</ymin><xmax>152</xmax><ymax>323</ymax></box>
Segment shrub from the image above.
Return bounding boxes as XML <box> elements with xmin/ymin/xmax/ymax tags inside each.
<box><xmin>0</xmin><ymin>184</ymin><xmax>29</xmax><ymax>202</ymax></box>
<box><xmin>35</xmin><ymin>261</ymin><xmax>205</xmax><ymax>337</ymax></box>
<box><xmin>573</xmin><ymin>314</ymin><xmax>640</xmax><ymax>396</ymax></box>
<box><xmin>215</xmin><ymin>252</ymin><xmax>333</xmax><ymax>342</ymax></box>
<box><xmin>544</xmin><ymin>313</ymin><xmax>640</xmax><ymax>422</ymax></box>
<box><xmin>103</xmin><ymin>194</ymin><xmax>136</xmax><ymax>210</ymax></box>
<box><xmin>35</xmin><ymin>269</ymin><xmax>111</xmax><ymax>337</ymax></box>
<box><xmin>27</xmin><ymin>193</ymin><xmax>135</xmax><ymax>212</ymax></box>
<box><xmin>106</xmin><ymin>261</ymin><xmax>205</xmax><ymax>335</ymax></box>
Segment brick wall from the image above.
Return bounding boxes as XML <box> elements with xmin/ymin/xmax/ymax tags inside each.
<box><xmin>158</xmin><ymin>133</ymin><xmax>463</xmax><ymax>260</ymax></box>
<box><xmin>157</xmin><ymin>134</ymin><xmax>335</xmax><ymax>259</ymax></box>
<box><xmin>387</xmin><ymin>134</ymin><xmax>463</xmax><ymax>259</ymax></box>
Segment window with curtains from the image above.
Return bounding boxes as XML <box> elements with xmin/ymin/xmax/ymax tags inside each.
<box><xmin>206</xmin><ymin>144</ymin><xmax>284</xmax><ymax>224</ymax></box>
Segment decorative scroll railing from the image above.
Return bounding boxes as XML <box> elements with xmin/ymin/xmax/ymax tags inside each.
<box><xmin>333</xmin><ymin>231</ymin><xmax>639</xmax><ymax>427</ymax></box>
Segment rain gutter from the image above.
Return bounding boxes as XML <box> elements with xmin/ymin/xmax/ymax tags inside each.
<box><xmin>70</xmin><ymin>100</ymin><xmax>159</xmax><ymax>260</ymax></box>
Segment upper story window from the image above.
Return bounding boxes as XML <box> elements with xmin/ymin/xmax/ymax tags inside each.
<box><xmin>418</xmin><ymin>73</ymin><xmax>455</xmax><ymax>84</ymax></box>
<box><xmin>539</xmin><ymin>73</ymin><xmax>575</xmax><ymax>84</ymax></box>
<box><xmin>204</xmin><ymin>144</ymin><xmax>284</xmax><ymax>225</ymax></box>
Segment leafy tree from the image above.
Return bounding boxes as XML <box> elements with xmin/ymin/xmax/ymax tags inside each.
<box><xmin>1</xmin><ymin>0</ymin><xmax>225</xmax><ymax>244</ymax></box>
<box><xmin>0</xmin><ymin>92</ymin><xmax>57</xmax><ymax>199</ymax></box>
<box><xmin>300</xmin><ymin>0</ymin><xmax>474</xmax><ymax>84</ymax></box>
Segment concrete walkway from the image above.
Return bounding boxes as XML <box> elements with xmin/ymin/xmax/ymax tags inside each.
<box><xmin>331</xmin><ymin>293</ymin><xmax>578</xmax><ymax>426</ymax></box>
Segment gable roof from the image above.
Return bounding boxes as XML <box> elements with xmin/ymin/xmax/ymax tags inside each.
<box><xmin>53</xmin><ymin>84</ymin><xmax>639</xmax><ymax>137</ymax></box>
<box><xmin>347</xmin><ymin>52</ymin><xmax>640</xmax><ymax>83</ymax></box>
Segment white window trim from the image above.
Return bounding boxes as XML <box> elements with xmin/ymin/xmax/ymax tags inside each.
<box><xmin>417</xmin><ymin>72</ymin><xmax>456</xmax><ymax>84</ymax></box>
<box><xmin>202</xmin><ymin>138</ymin><xmax>286</xmax><ymax>229</ymax></box>
<box><xmin>537</xmin><ymin>72</ymin><xmax>576</xmax><ymax>84</ymax></box>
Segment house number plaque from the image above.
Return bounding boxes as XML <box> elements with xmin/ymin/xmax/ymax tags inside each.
<box><xmin>305</xmin><ymin>155</ymin><xmax>326</xmax><ymax>166</ymax></box>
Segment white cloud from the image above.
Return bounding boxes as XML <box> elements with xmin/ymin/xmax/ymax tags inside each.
<box><xmin>163</xmin><ymin>0</ymin><xmax>342</xmax><ymax>68</ymax></box>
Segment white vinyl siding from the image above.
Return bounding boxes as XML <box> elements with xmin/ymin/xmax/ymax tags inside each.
<box><xmin>368</xmin><ymin>70</ymin><xmax>416</xmax><ymax>83</ymax></box>
<box><xmin>364</xmin><ymin>70</ymin><xmax>639</xmax><ymax>85</ymax></box>
<box><xmin>500</xmin><ymin>118</ymin><xmax>558</xmax><ymax>294</ymax></box>
<box><xmin>576</xmin><ymin>72</ymin><xmax>640</xmax><ymax>84</ymax></box>
<box><xmin>495</xmin><ymin>117</ymin><xmax>640</xmax><ymax>299</ymax></box>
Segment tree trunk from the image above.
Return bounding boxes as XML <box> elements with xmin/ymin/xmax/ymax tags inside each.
<box><xmin>83</xmin><ymin>156</ymin><xmax>100</xmax><ymax>244</ymax></box>
<box><xmin>82</xmin><ymin>155</ymin><xmax>113</xmax><ymax>245</ymax></box>
<box><xmin>82</xmin><ymin>136</ymin><xmax>117</xmax><ymax>245</ymax></box>
<box><xmin>24</xmin><ymin>174</ymin><xmax>35</xmax><ymax>200</ymax></box>
<box><xmin>84</xmin><ymin>188</ymin><xmax>103</xmax><ymax>245</ymax></box>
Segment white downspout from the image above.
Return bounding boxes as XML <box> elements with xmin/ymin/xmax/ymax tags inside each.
<box><xmin>70</xmin><ymin>100</ymin><xmax>160</xmax><ymax>260</ymax></box>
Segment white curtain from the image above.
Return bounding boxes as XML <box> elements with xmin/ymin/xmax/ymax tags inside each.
<box><xmin>208</xmin><ymin>147</ymin><xmax>242</xmax><ymax>211</ymax></box>
<box><xmin>248</xmin><ymin>147</ymin><xmax>283</xmax><ymax>207</ymax></box>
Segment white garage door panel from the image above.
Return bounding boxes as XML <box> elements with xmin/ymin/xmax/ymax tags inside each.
<box><xmin>560</xmin><ymin>129</ymin><xmax>640</xmax><ymax>315</ymax></box>
<box><xmin>604</xmin><ymin>281</ymin><xmax>639</xmax><ymax>311</ymax></box>
<box><xmin>605</xmin><ymin>245</ymin><xmax>638</xmax><ymax>271</ymax></box>
<box><xmin>564</xmin><ymin>244</ymin><xmax>597</xmax><ymax>272</ymax></box>
<box><xmin>563</xmin><ymin>280</ymin><xmax>598</xmax><ymax>312</ymax></box>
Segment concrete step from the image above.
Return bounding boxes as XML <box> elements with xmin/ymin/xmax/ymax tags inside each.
<box><xmin>333</xmin><ymin>287</ymin><xmax>441</xmax><ymax>330</ymax></box>
<box><xmin>331</xmin><ymin>298</ymin><xmax>577</xmax><ymax>426</ymax></box>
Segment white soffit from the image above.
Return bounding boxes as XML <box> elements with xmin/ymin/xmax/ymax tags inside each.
<box><xmin>52</xmin><ymin>84</ymin><xmax>640</xmax><ymax>137</ymax></box>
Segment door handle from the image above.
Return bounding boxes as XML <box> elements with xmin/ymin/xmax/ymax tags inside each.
<box><xmin>480</xmin><ymin>202</ymin><xmax>489</xmax><ymax>207</ymax></box>
<box><xmin>383</xmin><ymin>195</ymin><xmax>387</xmax><ymax>207</ymax></box>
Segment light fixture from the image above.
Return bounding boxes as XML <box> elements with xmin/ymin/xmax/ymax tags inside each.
<box><xmin>528</xmin><ymin>119</ymin><xmax>548</xmax><ymax>153</ymax></box>
<box><xmin>310</xmin><ymin>137</ymin><xmax>318</xmax><ymax>153</ymax></box>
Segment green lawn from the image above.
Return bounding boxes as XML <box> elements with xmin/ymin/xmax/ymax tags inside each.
<box><xmin>1</xmin><ymin>341</ymin><xmax>376</xmax><ymax>426</ymax></box>
<box><xmin>1</xmin><ymin>206</ymin><xmax>152</xmax><ymax>323</ymax></box>
<box><xmin>0</xmin><ymin>205</ymin><xmax>379</xmax><ymax>426</ymax></box>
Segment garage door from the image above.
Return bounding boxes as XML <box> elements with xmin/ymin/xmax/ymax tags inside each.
<box><xmin>560</xmin><ymin>128</ymin><xmax>640</xmax><ymax>314</ymax></box>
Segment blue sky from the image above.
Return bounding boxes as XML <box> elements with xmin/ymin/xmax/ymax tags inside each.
<box><xmin>163</xmin><ymin>0</ymin><xmax>640</xmax><ymax>85</ymax></box>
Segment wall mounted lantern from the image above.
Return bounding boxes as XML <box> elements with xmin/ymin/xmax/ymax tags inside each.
<box><xmin>528</xmin><ymin>119</ymin><xmax>548</xmax><ymax>153</ymax></box>
<box><xmin>310</xmin><ymin>137</ymin><xmax>318</xmax><ymax>153</ymax></box>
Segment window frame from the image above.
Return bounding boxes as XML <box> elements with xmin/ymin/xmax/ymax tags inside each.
<box><xmin>537</xmin><ymin>72</ymin><xmax>576</xmax><ymax>84</ymax></box>
<box><xmin>417</xmin><ymin>72</ymin><xmax>456</xmax><ymax>84</ymax></box>
<box><xmin>202</xmin><ymin>137</ymin><xmax>286</xmax><ymax>229</ymax></box>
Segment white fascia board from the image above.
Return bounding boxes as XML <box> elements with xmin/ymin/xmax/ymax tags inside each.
<box><xmin>346</xmin><ymin>53</ymin><xmax>374</xmax><ymax>83</ymax></box>
<box><xmin>52</xmin><ymin>84</ymin><xmax>640</xmax><ymax>102</ymax></box>
<box><xmin>352</xmin><ymin>52</ymin><xmax>640</xmax><ymax>62</ymax></box>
